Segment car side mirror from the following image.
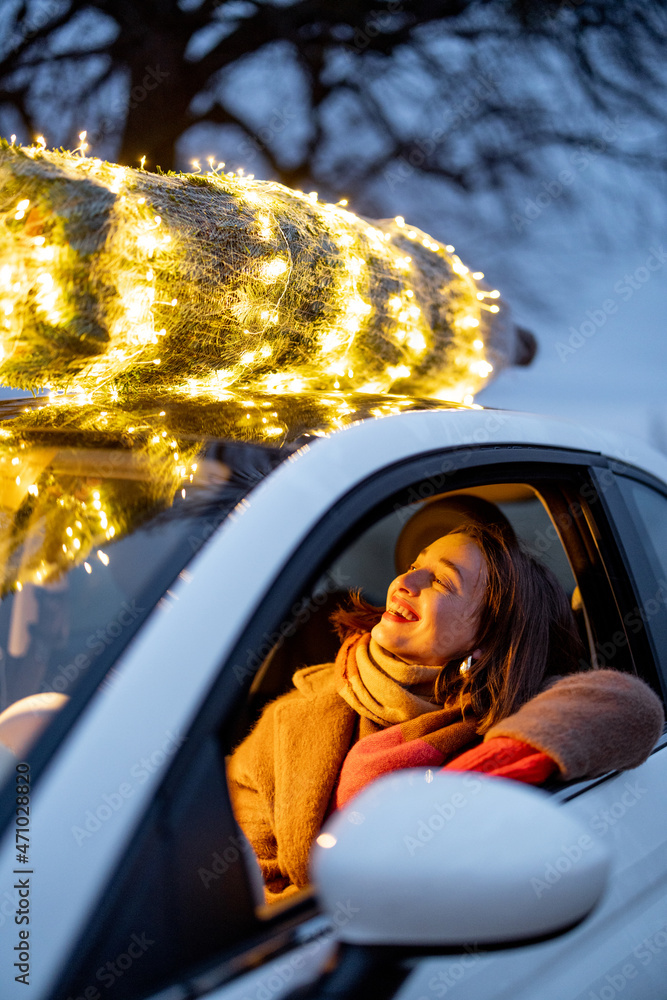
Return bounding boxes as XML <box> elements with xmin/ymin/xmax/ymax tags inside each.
<box><xmin>311</xmin><ymin>770</ymin><xmax>609</xmax><ymax>948</ymax></box>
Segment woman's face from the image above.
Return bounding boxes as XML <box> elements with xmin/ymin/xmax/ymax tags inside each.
<box><xmin>371</xmin><ymin>532</ymin><xmax>487</xmax><ymax>666</ymax></box>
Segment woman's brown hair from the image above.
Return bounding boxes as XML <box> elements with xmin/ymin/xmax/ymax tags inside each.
<box><xmin>331</xmin><ymin>520</ymin><xmax>585</xmax><ymax>733</ymax></box>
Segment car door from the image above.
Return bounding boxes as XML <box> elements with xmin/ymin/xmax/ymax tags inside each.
<box><xmin>3</xmin><ymin>408</ymin><xmax>665</xmax><ymax>1000</ymax></box>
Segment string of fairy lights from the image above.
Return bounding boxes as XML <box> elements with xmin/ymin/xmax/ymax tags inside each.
<box><xmin>0</xmin><ymin>132</ymin><xmax>510</xmax><ymax>590</ymax></box>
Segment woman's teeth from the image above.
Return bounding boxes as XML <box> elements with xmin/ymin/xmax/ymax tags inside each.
<box><xmin>388</xmin><ymin>602</ymin><xmax>418</xmax><ymax>621</ymax></box>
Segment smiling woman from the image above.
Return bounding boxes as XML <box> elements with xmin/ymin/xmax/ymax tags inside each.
<box><xmin>227</xmin><ymin>501</ymin><xmax>665</xmax><ymax>903</ymax></box>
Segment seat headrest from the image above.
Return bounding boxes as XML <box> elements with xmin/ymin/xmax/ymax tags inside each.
<box><xmin>395</xmin><ymin>494</ymin><xmax>515</xmax><ymax>573</ymax></box>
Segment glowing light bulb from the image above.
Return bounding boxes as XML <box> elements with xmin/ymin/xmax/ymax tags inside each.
<box><xmin>260</xmin><ymin>258</ymin><xmax>289</xmax><ymax>281</ymax></box>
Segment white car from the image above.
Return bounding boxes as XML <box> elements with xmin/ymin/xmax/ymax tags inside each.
<box><xmin>0</xmin><ymin>392</ymin><xmax>665</xmax><ymax>1000</ymax></box>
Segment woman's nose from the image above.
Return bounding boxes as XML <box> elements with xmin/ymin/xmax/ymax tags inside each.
<box><xmin>398</xmin><ymin>568</ymin><xmax>425</xmax><ymax>593</ymax></box>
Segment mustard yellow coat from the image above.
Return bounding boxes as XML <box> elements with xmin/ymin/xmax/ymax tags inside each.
<box><xmin>227</xmin><ymin>664</ymin><xmax>664</xmax><ymax>902</ymax></box>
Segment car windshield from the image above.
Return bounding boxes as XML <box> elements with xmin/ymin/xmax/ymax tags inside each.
<box><xmin>0</xmin><ymin>395</ymin><xmax>298</xmax><ymax>783</ymax></box>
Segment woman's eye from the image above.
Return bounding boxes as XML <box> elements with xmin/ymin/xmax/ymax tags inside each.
<box><xmin>408</xmin><ymin>565</ymin><xmax>450</xmax><ymax>591</ymax></box>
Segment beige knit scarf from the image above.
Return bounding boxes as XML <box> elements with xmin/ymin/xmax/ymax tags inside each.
<box><xmin>334</xmin><ymin>632</ymin><xmax>443</xmax><ymax>727</ymax></box>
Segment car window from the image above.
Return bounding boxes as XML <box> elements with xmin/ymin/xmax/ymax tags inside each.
<box><xmin>613</xmin><ymin>474</ymin><xmax>667</xmax><ymax>691</ymax></box>
<box><xmin>226</xmin><ymin>480</ymin><xmax>584</xmax><ymax>905</ymax></box>
<box><xmin>615</xmin><ymin>476</ymin><xmax>667</xmax><ymax>581</ymax></box>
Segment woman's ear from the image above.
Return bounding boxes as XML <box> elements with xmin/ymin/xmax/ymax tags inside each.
<box><xmin>459</xmin><ymin>649</ymin><xmax>483</xmax><ymax>676</ymax></box>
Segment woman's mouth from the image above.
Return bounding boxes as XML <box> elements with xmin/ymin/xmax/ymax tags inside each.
<box><xmin>383</xmin><ymin>599</ymin><xmax>419</xmax><ymax>623</ymax></box>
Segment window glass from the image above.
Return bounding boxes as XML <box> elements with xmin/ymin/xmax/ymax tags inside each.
<box><xmin>614</xmin><ymin>476</ymin><xmax>667</xmax><ymax>683</ymax></box>
<box><xmin>616</xmin><ymin>477</ymin><xmax>667</xmax><ymax>583</ymax></box>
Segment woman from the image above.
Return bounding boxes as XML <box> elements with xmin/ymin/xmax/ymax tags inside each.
<box><xmin>227</xmin><ymin>514</ymin><xmax>664</xmax><ymax>902</ymax></box>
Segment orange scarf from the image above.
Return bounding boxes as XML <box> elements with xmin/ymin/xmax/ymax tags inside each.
<box><xmin>334</xmin><ymin>632</ymin><xmax>443</xmax><ymax>727</ymax></box>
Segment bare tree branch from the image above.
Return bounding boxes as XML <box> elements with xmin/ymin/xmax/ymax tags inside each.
<box><xmin>0</xmin><ymin>0</ymin><xmax>664</xmax><ymax>225</ymax></box>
